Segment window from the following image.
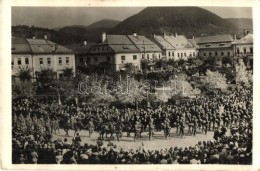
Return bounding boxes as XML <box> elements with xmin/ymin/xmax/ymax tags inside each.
<box><xmin>58</xmin><ymin>57</ymin><xmax>62</xmax><ymax>65</ymax></box>
<box><xmin>181</xmin><ymin>53</ymin><xmax>183</xmax><ymax>57</ymax></box>
<box><xmin>168</xmin><ymin>51</ymin><xmax>171</xmax><ymax>57</ymax></box>
<box><xmin>237</xmin><ymin>48</ymin><xmax>240</xmax><ymax>54</ymax></box>
<box><xmin>228</xmin><ymin>52</ymin><xmax>230</xmax><ymax>56</ymax></box>
<box><xmin>142</xmin><ymin>54</ymin><xmax>144</xmax><ymax>59</ymax></box>
<box><xmin>47</xmin><ymin>58</ymin><xmax>51</xmax><ymax>65</ymax></box>
<box><xmin>80</xmin><ymin>57</ymin><xmax>83</xmax><ymax>63</ymax></box>
<box><xmin>209</xmin><ymin>52</ymin><xmax>212</xmax><ymax>56</ymax></box>
<box><xmin>172</xmin><ymin>52</ymin><xmax>174</xmax><ymax>57</ymax></box>
<box><xmin>184</xmin><ymin>53</ymin><xmax>186</xmax><ymax>57</ymax></box>
<box><xmin>243</xmin><ymin>48</ymin><xmax>247</xmax><ymax>54</ymax></box>
<box><xmin>147</xmin><ymin>54</ymin><xmax>149</xmax><ymax>59</ymax></box>
<box><xmin>121</xmin><ymin>56</ymin><xmax>125</xmax><ymax>60</ymax></box>
<box><xmin>250</xmin><ymin>47</ymin><xmax>253</xmax><ymax>54</ymax></box>
<box><xmin>159</xmin><ymin>54</ymin><xmax>161</xmax><ymax>58</ymax></box>
<box><xmin>93</xmin><ymin>48</ymin><xmax>96</xmax><ymax>52</ymax></box>
<box><xmin>193</xmin><ymin>52</ymin><xmax>195</xmax><ymax>57</ymax></box>
<box><xmin>39</xmin><ymin>58</ymin><xmax>43</xmax><ymax>65</ymax></box>
<box><xmin>204</xmin><ymin>53</ymin><xmax>206</xmax><ymax>57</ymax></box>
<box><xmin>94</xmin><ymin>57</ymin><xmax>98</xmax><ymax>62</ymax></box>
<box><xmin>11</xmin><ymin>59</ymin><xmax>14</xmax><ymax>66</ymax></box>
<box><xmin>133</xmin><ymin>55</ymin><xmax>137</xmax><ymax>60</ymax></box>
<box><xmin>66</xmin><ymin>57</ymin><xmax>69</xmax><ymax>65</ymax></box>
<box><xmin>17</xmin><ymin>58</ymin><xmax>21</xmax><ymax>65</ymax></box>
<box><xmin>221</xmin><ymin>52</ymin><xmax>224</xmax><ymax>56</ymax></box>
<box><xmin>25</xmin><ymin>58</ymin><xmax>29</xmax><ymax>65</ymax></box>
<box><xmin>178</xmin><ymin>53</ymin><xmax>180</xmax><ymax>57</ymax></box>
<box><xmin>107</xmin><ymin>56</ymin><xmax>110</xmax><ymax>62</ymax></box>
<box><xmin>215</xmin><ymin>52</ymin><xmax>218</xmax><ymax>56</ymax></box>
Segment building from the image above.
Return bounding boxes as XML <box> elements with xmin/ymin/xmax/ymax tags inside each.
<box><xmin>12</xmin><ymin>36</ymin><xmax>75</xmax><ymax>79</ymax></box>
<box><xmin>128</xmin><ymin>33</ymin><xmax>162</xmax><ymax>61</ymax></box>
<box><xmin>64</xmin><ymin>41</ymin><xmax>94</xmax><ymax>72</ymax></box>
<box><xmin>84</xmin><ymin>33</ymin><xmax>162</xmax><ymax>72</ymax></box>
<box><xmin>87</xmin><ymin>33</ymin><xmax>141</xmax><ymax>72</ymax></box>
<box><xmin>152</xmin><ymin>33</ymin><xmax>197</xmax><ymax>60</ymax></box>
<box><xmin>195</xmin><ymin>34</ymin><xmax>234</xmax><ymax>66</ymax></box>
<box><xmin>233</xmin><ymin>33</ymin><xmax>253</xmax><ymax>69</ymax></box>
<box><xmin>153</xmin><ymin>34</ymin><xmax>175</xmax><ymax>60</ymax></box>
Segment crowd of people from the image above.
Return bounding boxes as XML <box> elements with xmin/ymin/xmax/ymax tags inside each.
<box><xmin>12</xmin><ymin>85</ymin><xmax>252</xmax><ymax>164</ymax></box>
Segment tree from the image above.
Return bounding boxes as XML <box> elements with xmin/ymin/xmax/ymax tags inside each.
<box><xmin>17</xmin><ymin>67</ymin><xmax>32</xmax><ymax>81</ymax></box>
<box><xmin>37</xmin><ymin>68</ymin><xmax>57</xmax><ymax>86</ymax></box>
<box><xmin>235</xmin><ymin>60</ymin><xmax>250</xmax><ymax>85</ymax></box>
<box><xmin>169</xmin><ymin>73</ymin><xmax>200</xmax><ymax>97</ymax></box>
<box><xmin>124</xmin><ymin>63</ymin><xmax>137</xmax><ymax>75</ymax></box>
<box><xmin>12</xmin><ymin>79</ymin><xmax>36</xmax><ymax>98</ymax></box>
<box><xmin>63</xmin><ymin>67</ymin><xmax>74</xmax><ymax>78</ymax></box>
<box><xmin>202</xmin><ymin>70</ymin><xmax>228</xmax><ymax>90</ymax></box>
<box><xmin>141</xmin><ymin>59</ymin><xmax>149</xmax><ymax>72</ymax></box>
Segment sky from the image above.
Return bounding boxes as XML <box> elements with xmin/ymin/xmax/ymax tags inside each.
<box><xmin>11</xmin><ymin>7</ymin><xmax>252</xmax><ymax>29</ymax></box>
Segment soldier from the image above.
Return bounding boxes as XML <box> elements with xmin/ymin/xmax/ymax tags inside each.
<box><xmin>25</xmin><ymin>114</ymin><xmax>32</xmax><ymax>134</ymax></box>
<box><xmin>86</xmin><ymin>118</ymin><xmax>95</xmax><ymax>138</ymax></box>
<box><xmin>45</xmin><ymin>116</ymin><xmax>51</xmax><ymax>134</ymax></box>
<box><xmin>192</xmin><ymin>116</ymin><xmax>197</xmax><ymax>136</ymax></box>
<box><xmin>179</xmin><ymin>119</ymin><xmax>185</xmax><ymax>138</ymax></box>
<box><xmin>148</xmin><ymin>118</ymin><xmax>155</xmax><ymax>141</ymax></box>
<box><xmin>175</xmin><ymin>115</ymin><xmax>180</xmax><ymax>135</ymax></box>
<box><xmin>134</xmin><ymin>120</ymin><xmax>142</xmax><ymax>142</ymax></box>
<box><xmin>163</xmin><ymin>118</ymin><xmax>171</xmax><ymax>140</ymax></box>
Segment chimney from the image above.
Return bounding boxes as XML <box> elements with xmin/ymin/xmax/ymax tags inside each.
<box><xmin>153</xmin><ymin>33</ymin><xmax>156</xmax><ymax>38</ymax></box>
<box><xmin>83</xmin><ymin>41</ymin><xmax>87</xmax><ymax>45</ymax></box>
<box><xmin>44</xmin><ymin>34</ymin><xmax>47</xmax><ymax>40</ymax></box>
<box><xmin>192</xmin><ymin>36</ymin><xmax>195</xmax><ymax>39</ymax></box>
<box><xmin>133</xmin><ymin>33</ymin><xmax>137</xmax><ymax>37</ymax></box>
<box><xmin>101</xmin><ymin>32</ymin><xmax>106</xmax><ymax>43</ymax></box>
<box><xmin>32</xmin><ymin>36</ymin><xmax>36</xmax><ymax>39</ymax></box>
<box><xmin>234</xmin><ymin>34</ymin><xmax>237</xmax><ymax>41</ymax></box>
<box><xmin>163</xmin><ymin>33</ymin><xmax>166</xmax><ymax>38</ymax></box>
<box><xmin>175</xmin><ymin>33</ymin><xmax>178</xmax><ymax>37</ymax></box>
<box><xmin>243</xmin><ymin>29</ymin><xmax>246</xmax><ymax>36</ymax></box>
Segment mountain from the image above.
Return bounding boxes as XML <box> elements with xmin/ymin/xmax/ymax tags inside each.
<box><xmin>86</xmin><ymin>19</ymin><xmax>121</xmax><ymax>29</ymax></box>
<box><xmin>110</xmin><ymin>7</ymin><xmax>240</xmax><ymax>38</ymax></box>
<box><xmin>225</xmin><ymin>18</ymin><xmax>253</xmax><ymax>32</ymax></box>
<box><xmin>57</xmin><ymin>19</ymin><xmax>121</xmax><ymax>43</ymax></box>
<box><xmin>58</xmin><ymin>26</ymin><xmax>107</xmax><ymax>43</ymax></box>
<box><xmin>12</xmin><ymin>25</ymin><xmax>85</xmax><ymax>44</ymax></box>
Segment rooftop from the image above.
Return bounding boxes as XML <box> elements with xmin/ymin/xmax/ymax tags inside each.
<box><xmin>195</xmin><ymin>34</ymin><xmax>234</xmax><ymax>44</ymax></box>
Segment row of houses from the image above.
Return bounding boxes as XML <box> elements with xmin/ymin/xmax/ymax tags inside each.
<box><xmin>11</xmin><ymin>32</ymin><xmax>253</xmax><ymax>79</ymax></box>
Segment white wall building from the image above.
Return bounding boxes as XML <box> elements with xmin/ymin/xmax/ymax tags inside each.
<box><xmin>12</xmin><ymin>37</ymin><xmax>75</xmax><ymax>79</ymax></box>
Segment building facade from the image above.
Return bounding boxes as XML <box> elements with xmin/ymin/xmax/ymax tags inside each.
<box><xmin>195</xmin><ymin>34</ymin><xmax>234</xmax><ymax>66</ymax></box>
<box><xmin>233</xmin><ymin>33</ymin><xmax>253</xmax><ymax>69</ymax></box>
<box><xmin>12</xmin><ymin>37</ymin><xmax>75</xmax><ymax>79</ymax></box>
<box><xmin>152</xmin><ymin>33</ymin><xmax>197</xmax><ymax>60</ymax></box>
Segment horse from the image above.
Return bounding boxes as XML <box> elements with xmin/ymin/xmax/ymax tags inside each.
<box><xmin>99</xmin><ymin>122</ymin><xmax>124</xmax><ymax>141</ymax></box>
<box><xmin>99</xmin><ymin>123</ymin><xmax>111</xmax><ymax>140</ymax></box>
<box><xmin>123</xmin><ymin>121</ymin><xmax>135</xmax><ymax>137</ymax></box>
<box><xmin>111</xmin><ymin>122</ymin><xmax>124</xmax><ymax>141</ymax></box>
